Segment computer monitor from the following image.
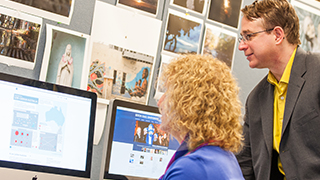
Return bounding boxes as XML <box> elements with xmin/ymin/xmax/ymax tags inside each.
<box><xmin>103</xmin><ymin>99</ymin><xmax>179</xmax><ymax>180</ymax></box>
<box><xmin>0</xmin><ymin>72</ymin><xmax>97</xmax><ymax>180</ymax></box>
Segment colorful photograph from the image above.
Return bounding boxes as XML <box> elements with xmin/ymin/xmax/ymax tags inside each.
<box><xmin>88</xmin><ymin>43</ymin><xmax>153</xmax><ymax>104</ymax></box>
<box><xmin>292</xmin><ymin>0</ymin><xmax>320</xmax><ymax>53</ymax></box>
<box><xmin>0</xmin><ymin>6</ymin><xmax>41</xmax><ymax>69</ymax></box>
<box><xmin>118</xmin><ymin>0</ymin><xmax>158</xmax><ymax>15</ymax></box>
<box><xmin>133</xmin><ymin>121</ymin><xmax>169</xmax><ymax>147</ymax></box>
<box><xmin>40</xmin><ymin>24</ymin><xmax>90</xmax><ymax>90</ymax></box>
<box><xmin>163</xmin><ymin>9</ymin><xmax>203</xmax><ymax>54</ymax></box>
<box><xmin>202</xmin><ymin>24</ymin><xmax>237</xmax><ymax>68</ymax></box>
<box><xmin>207</xmin><ymin>0</ymin><xmax>242</xmax><ymax>29</ymax></box>
<box><xmin>89</xmin><ymin>1</ymin><xmax>161</xmax><ymax>104</ymax></box>
<box><xmin>172</xmin><ymin>0</ymin><xmax>207</xmax><ymax>15</ymax></box>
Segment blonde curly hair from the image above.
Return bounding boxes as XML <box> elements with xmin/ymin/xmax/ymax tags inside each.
<box><xmin>159</xmin><ymin>54</ymin><xmax>243</xmax><ymax>153</ymax></box>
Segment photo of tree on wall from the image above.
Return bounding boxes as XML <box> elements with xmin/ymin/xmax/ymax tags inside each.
<box><xmin>202</xmin><ymin>24</ymin><xmax>237</xmax><ymax>68</ymax></box>
<box><xmin>163</xmin><ymin>10</ymin><xmax>202</xmax><ymax>54</ymax></box>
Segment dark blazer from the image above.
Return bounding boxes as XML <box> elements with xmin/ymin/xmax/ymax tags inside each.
<box><xmin>236</xmin><ymin>47</ymin><xmax>320</xmax><ymax>180</ymax></box>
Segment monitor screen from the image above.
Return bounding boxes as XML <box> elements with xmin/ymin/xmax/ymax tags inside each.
<box><xmin>0</xmin><ymin>72</ymin><xmax>97</xmax><ymax>180</ymax></box>
<box><xmin>104</xmin><ymin>99</ymin><xmax>179</xmax><ymax>180</ymax></box>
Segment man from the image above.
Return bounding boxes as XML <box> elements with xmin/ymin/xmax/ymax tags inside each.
<box><xmin>236</xmin><ymin>0</ymin><xmax>320</xmax><ymax>179</ymax></box>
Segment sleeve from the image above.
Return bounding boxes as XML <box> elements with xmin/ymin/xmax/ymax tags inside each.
<box><xmin>235</xmin><ymin>99</ymin><xmax>255</xmax><ymax>180</ymax></box>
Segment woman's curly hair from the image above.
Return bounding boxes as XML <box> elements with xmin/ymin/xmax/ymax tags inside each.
<box><xmin>159</xmin><ymin>54</ymin><xmax>243</xmax><ymax>153</ymax></box>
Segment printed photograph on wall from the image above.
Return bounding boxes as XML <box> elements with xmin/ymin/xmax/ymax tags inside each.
<box><xmin>207</xmin><ymin>0</ymin><xmax>242</xmax><ymax>29</ymax></box>
<box><xmin>40</xmin><ymin>24</ymin><xmax>90</xmax><ymax>90</ymax></box>
<box><xmin>202</xmin><ymin>23</ymin><xmax>237</xmax><ymax>68</ymax></box>
<box><xmin>291</xmin><ymin>0</ymin><xmax>320</xmax><ymax>53</ymax></box>
<box><xmin>163</xmin><ymin>9</ymin><xmax>203</xmax><ymax>55</ymax></box>
<box><xmin>154</xmin><ymin>53</ymin><xmax>176</xmax><ymax>100</ymax></box>
<box><xmin>171</xmin><ymin>0</ymin><xmax>208</xmax><ymax>15</ymax></box>
<box><xmin>88</xmin><ymin>43</ymin><xmax>154</xmax><ymax>104</ymax></box>
<box><xmin>89</xmin><ymin>1</ymin><xmax>162</xmax><ymax>104</ymax></box>
<box><xmin>1</xmin><ymin>0</ymin><xmax>74</xmax><ymax>24</ymax></box>
<box><xmin>117</xmin><ymin>0</ymin><xmax>159</xmax><ymax>15</ymax></box>
<box><xmin>0</xmin><ymin>6</ymin><xmax>41</xmax><ymax>69</ymax></box>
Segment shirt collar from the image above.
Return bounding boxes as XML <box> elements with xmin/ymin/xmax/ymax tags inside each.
<box><xmin>268</xmin><ymin>47</ymin><xmax>297</xmax><ymax>85</ymax></box>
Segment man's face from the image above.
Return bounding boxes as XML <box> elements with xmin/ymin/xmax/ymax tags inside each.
<box><xmin>142</xmin><ymin>69</ymin><xmax>147</xmax><ymax>78</ymax></box>
<box><xmin>238</xmin><ymin>17</ymin><xmax>276</xmax><ymax>69</ymax></box>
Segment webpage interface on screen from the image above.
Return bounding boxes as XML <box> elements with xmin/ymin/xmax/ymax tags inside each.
<box><xmin>0</xmin><ymin>80</ymin><xmax>92</xmax><ymax>171</ymax></box>
<box><xmin>108</xmin><ymin>106</ymin><xmax>179</xmax><ymax>179</ymax></box>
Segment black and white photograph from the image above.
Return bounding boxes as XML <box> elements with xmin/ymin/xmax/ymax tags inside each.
<box><xmin>291</xmin><ymin>0</ymin><xmax>320</xmax><ymax>53</ymax></box>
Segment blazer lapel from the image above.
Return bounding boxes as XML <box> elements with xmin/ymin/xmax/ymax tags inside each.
<box><xmin>259</xmin><ymin>79</ymin><xmax>274</xmax><ymax>156</ymax></box>
<box><xmin>282</xmin><ymin>47</ymin><xmax>306</xmax><ymax>135</ymax></box>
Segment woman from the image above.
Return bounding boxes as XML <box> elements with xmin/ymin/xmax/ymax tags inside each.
<box><xmin>157</xmin><ymin>54</ymin><xmax>244</xmax><ymax>179</ymax></box>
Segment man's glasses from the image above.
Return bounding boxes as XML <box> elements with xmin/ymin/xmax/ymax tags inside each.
<box><xmin>238</xmin><ymin>27</ymin><xmax>275</xmax><ymax>43</ymax></box>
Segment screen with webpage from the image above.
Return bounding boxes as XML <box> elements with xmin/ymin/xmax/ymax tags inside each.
<box><xmin>105</xmin><ymin>105</ymin><xmax>179</xmax><ymax>180</ymax></box>
<box><xmin>0</xmin><ymin>79</ymin><xmax>94</xmax><ymax>173</ymax></box>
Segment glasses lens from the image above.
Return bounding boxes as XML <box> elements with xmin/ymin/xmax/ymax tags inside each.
<box><xmin>239</xmin><ymin>35</ymin><xmax>244</xmax><ymax>43</ymax></box>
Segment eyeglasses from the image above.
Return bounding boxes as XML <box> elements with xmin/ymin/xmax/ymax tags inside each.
<box><xmin>238</xmin><ymin>27</ymin><xmax>275</xmax><ymax>43</ymax></box>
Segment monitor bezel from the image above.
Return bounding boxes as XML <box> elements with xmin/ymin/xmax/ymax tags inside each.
<box><xmin>0</xmin><ymin>72</ymin><xmax>97</xmax><ymax>178</ymax></box>
<box><xmin>104</xmin><ymin>99</ymin><xmax>161</xmax><ymax>180</ymax></box>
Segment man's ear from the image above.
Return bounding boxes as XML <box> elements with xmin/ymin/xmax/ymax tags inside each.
<box><xmin>273</xmin><ymin>26</ymin><xmax>285</xmax><ymax>44</ymax></box>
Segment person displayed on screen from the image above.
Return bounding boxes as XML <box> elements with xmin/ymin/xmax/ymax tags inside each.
<box><xmin>134</xmin><ymin>126</ymin><xmax>144</xmax><ymax>143</ymax></box>
<box><xmin>153</xmin><ymin>133</ymin><xmax>160</xmax><ymax>145</ymax></box>
<box><xmin>127</xmin><ymin>68</ymin><xmax>148</xmax><ymax>98</ymax></box>
<box><xmin>157</xmin><ymin>54</ymin><xmax>244</xmax><ymax>180</ymax></box>
<box><xmin>56</xmin><ymin>44</ymin><xmax>74</xmax><ymax>87</ymax></box>
<box><xmin>236</xmin><ymin>0</ymin><xmax>320</xmax><ymax>179</ymax></box>
<box><xmin>142</xmin><ymin>127</ymin><xmax>147</xmax><ymax>143</ymax></box>
<box><xmin>146</xmin><ymin>123</ymin><xmax>154</xmax><ymax>146</ymax></box>
<box><xmin>161</xmin><ymin>133</ymin><xmax>169</xmax><ymax>147</ymax></box>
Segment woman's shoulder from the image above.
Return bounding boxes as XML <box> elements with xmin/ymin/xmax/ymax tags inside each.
<box><xmin>165</xmin><ymin>146</ymin><xmax>244</xmax><ymax>179</ymax></box>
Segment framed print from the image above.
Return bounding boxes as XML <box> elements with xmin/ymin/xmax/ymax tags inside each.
<box><xmin>163</xmin><ymin>9</ymin><xmax>203</xmax><ymax>55</ymax></box>
<box><xmin>291</xmin><ymin>0</ymin><xmax>320</xmax><ymax>53</ymax></box>
<box><xmin>0</xmin><ymin>6</ymin><xmax>41</xmax><ymax>69</ymax></box>
<box><xmin>1</xmin><ymin>0</ymin><xmax>74</xmax><ymax>25</ymax></box>
<box><xmin>40</xmin><ymin>24</ymin><xmax>90</xmax><ymax>90</ymax></box>
<box><xmin>89</xmin><ymin>1</ymin><xmax>162</xmax><ymax>105</ymax></box>
<box><xmin>171</xmin><ymin>0</ymin><xmax>208</xmax><ymax>15</ymax></box>
<box><xmin>207</xmin><ymin>0</ymin><xmax>243</xmax><ymax>29</ymax></box>
<box><xmin>117</xmin><ymin>0</ymin><xmax>159</xmax><ymax>16</ymax></box>
<box><xmin>202</xmin><ymin>23</ymin><xmax>237</xmax><ymax>69</ymax></box>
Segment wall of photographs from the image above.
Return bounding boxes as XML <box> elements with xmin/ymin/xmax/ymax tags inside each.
<box><xmin>1</xmin><ymin>0</ymin><xmax>319</xmax><ymax>179</ymax></box>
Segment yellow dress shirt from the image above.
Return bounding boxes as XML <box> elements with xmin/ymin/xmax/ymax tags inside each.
<box><xmin>267</xmin><ymin>47</ymin><xmax>297</xmax><ymax>178</ymax></box>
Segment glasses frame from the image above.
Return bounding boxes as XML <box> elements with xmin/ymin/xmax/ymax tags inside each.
<box><xmin>238</xmin><ymin>27</ymin><xmax>275</xmax><ymax>43</ymax></box>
